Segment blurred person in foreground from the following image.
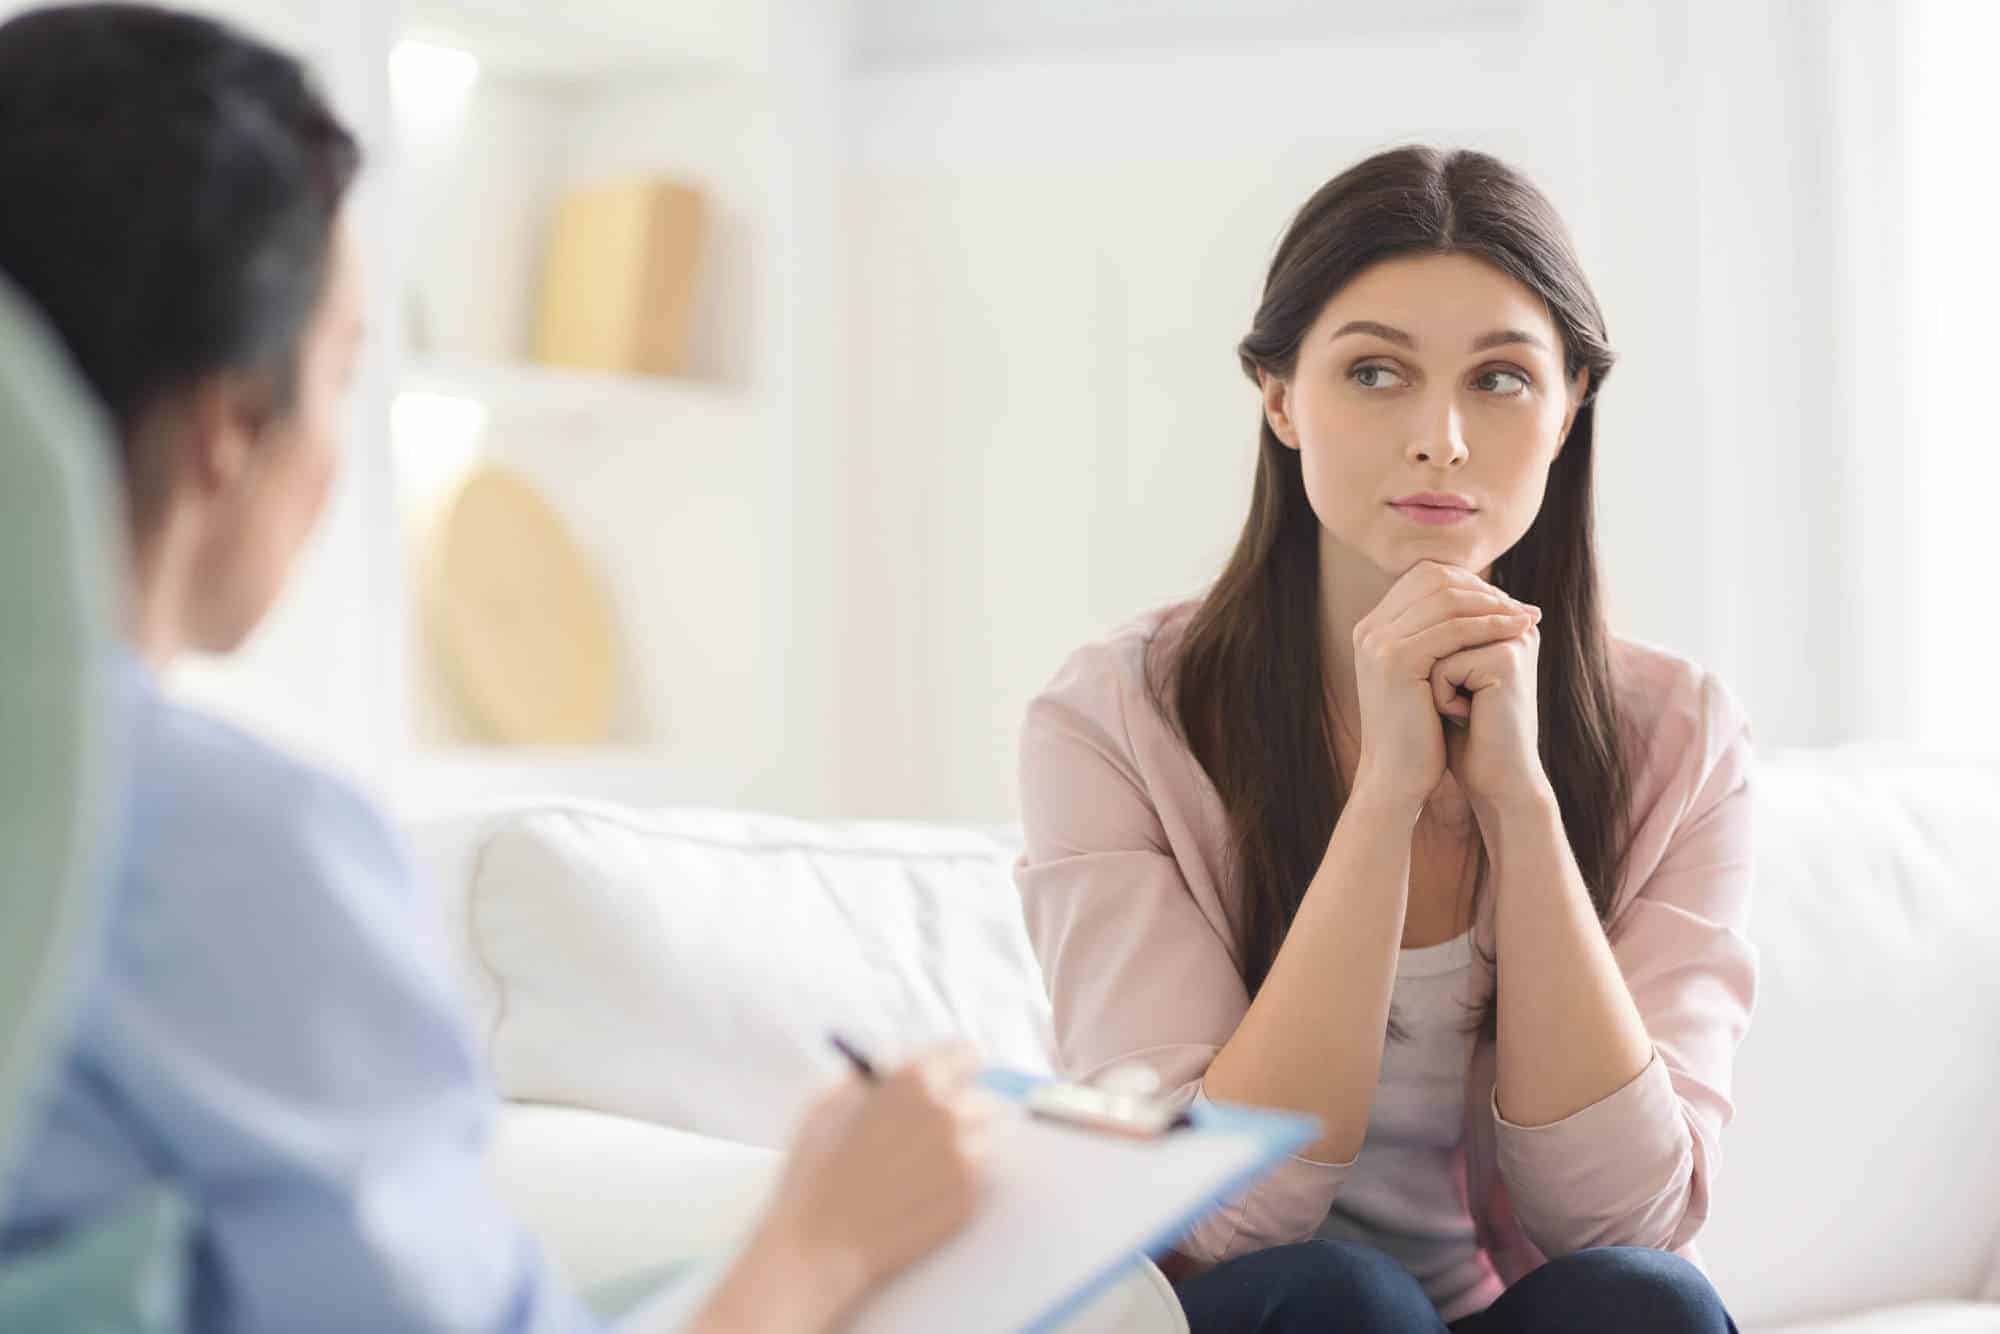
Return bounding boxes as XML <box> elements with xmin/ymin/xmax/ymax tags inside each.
<box><xmin>0</xmin><ymin>5</ymin><xmax>991</xmax><ymax>1331</ymax></box>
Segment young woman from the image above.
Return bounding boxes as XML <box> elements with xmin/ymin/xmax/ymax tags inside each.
<box><xmin>1016</xmin><ymin>146</ymin><xmax>1753</xmax><ymax>1334</ymax></box>
<box><xmin>0</xmin><ymin>7</ymin><xmax>991</xmax><ymax>1332</ymax></box>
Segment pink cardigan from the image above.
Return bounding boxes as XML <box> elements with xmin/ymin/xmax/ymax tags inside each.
<box><xmin>1014</xmin><ymin>604</ymin><xmax>1757</xmax><ymax>1282</ymax></box>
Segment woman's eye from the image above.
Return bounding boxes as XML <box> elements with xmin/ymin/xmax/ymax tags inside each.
<box><xmin>1476</xmin><ymin>368</ymin><xmax>1530</xmax><ymax>395</ymax></box>
<box><xmin>1351</xmin><ymin>364</ymin><xmax>1407</xmax><ymax>390</ymax></box>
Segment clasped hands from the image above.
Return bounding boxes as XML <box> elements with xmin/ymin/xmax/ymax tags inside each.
<box><xmin>1349</xmin><ymin>559</ymin><xmax>1552</xmax><ymax>817</ymax></box>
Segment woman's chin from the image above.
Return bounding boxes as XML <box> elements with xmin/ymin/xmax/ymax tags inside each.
<box><xmin>1378</xmin><ymin>530</ymin><xmax>1492</xmax><ymax>576</ymax></box>
<box><xmin>1318</xmin><ymin>523</ymin><xmax>1496</xmax><ymax>583</ymax></box>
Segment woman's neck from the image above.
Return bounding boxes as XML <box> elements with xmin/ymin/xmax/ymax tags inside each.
<box><xmin>125</xmin><ymin>511</ymin><xmax>192</xmax><ymax>671</ymax></box>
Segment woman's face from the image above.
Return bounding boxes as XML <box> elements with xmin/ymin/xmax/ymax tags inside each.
<box><xmin>1261</xmin><ymin>251</ymin><xmax>1586</xmax><ymax>582</ymax></box>
<box><xmin>187</xmin><ymin>212</ymin><xmax>363</xmax><ymax>652</ymax></box>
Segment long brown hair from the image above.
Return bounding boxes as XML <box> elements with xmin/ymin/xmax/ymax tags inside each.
<box><xmin>1151</xmin><ymin>146</ymin><xmax>1631</xmax><ymax>1036</ymax></box>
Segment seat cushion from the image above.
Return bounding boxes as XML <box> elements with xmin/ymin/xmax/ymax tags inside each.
<box><xmin>464</xmin><ymin>804</ymin><xmax>1052</xmax><ymax>1147</ymax></box>
<box><xmin>1755</xmin><ymin>1301</ymin><xmax>2000</xmax><ymax>1334</ymax></box>
<box><xmin>488</xmin><ymin>1103</ymin><xmax>779</xmax><ymax>1293</ymax></box>
<box><xmin>489</xmin><ymin>1104</ymin><xmax>1186</xmax><ymax>1333</ymax></box>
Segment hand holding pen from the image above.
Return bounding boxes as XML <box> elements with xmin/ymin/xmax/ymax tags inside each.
<box><xmin>702</xmin><ymin>1038</ymin><xmax>994</xmax><ymax>1331</ymax></box>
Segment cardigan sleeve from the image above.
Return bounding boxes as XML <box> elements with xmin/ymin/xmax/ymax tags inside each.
<box><xmin>1492</xmin><ymin>671</ymin><xmax>1757</xmax><ymax>1255</ymax></box>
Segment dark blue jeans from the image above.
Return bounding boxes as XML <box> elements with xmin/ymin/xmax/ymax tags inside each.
<box><xmin>1173</xmin><ymin>1240</ymin><xmax>1740</xmax><ymax>1333</ymax></box>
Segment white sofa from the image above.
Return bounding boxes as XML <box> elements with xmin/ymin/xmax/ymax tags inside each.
<box><xmin>400</xmin><ymin>749</ymin><xmax>2000</xmax><ymax>1333</ymax></box>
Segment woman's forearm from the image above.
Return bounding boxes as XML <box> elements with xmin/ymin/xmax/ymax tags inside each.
<box><xmin>1201</xmin><ymin>777</ymin><xmax>1421</xmax><ymax>1163</ymax></box>
<box><xmin>1483</xmin><ymin>785</ymin><xmax>1654</xmax><ymax>1127</ymax></box>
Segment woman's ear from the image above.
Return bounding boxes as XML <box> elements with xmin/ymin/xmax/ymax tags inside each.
<box><xmin>1261</xmin><ymin>370</ymin><xmax>1300</xmax><ymax>450</ymax></box>
<box><xmin>1555</xmin><ymin>367</ymin><xmax>1590</xmax><ymax>455</ymax></box>
<box><xmin>181</xmin><ymin>372</ymin><xmax>275</xmax><ymax>499</ymax></box>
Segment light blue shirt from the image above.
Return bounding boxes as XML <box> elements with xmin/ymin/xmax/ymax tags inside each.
<box><xmin>0</xmin><ymin>656</ymin><xmax>606</xmax><ymax>1331</ymax></box>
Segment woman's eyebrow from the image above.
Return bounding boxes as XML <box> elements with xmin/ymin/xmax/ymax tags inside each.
<box><xmin>1329</xmin><ymin>319</ymin><xmax>1414</xmax><ymax>347</ymax></box>
<box><xmin>1328</xmin><ymin>321</ymin><xmax>1549</xmax><ymax>353</ymax></box>
<box><xmin>1470</xmin><ymin>328</ymin><xmax>1548</xmax><ymax>352</ymax></box>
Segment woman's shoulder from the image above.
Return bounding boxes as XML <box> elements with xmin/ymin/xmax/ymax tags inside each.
<box><xmin>1018</xmin><ymin>601</ymin><xmax>1238</xmax><ymax>867</ymax></box>
<box><xmin>1607</xmin><ymin>635</ymin><xmax>1753</xmax><ymax>818</ymax></box>
<box><xmin>1610</xmin><ymin>636</ymin><xmax>1749</xmax><ymax>740</ymax></box>
<box><xmin>1025</xmin><ymin>602</ymin><xmax>1198</xmax><ymax>745</ymax></box>
<box><xmin>130</xmin><ymin>683</ymin><xmax>419</xmax><ymax>915</ymax></box>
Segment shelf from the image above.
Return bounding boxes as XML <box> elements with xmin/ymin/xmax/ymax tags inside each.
<box><xmin>391</xmin><ymin>359</ymin><xmax>768</xmax><ymax>528</ymax></box>
<box><xmin>399</xmin><ymin>0</ymin><xmax>768</xmax><ymax>82</ymax></box>
<box><xmin>400</xmin><ymin>358</ymin><xmax>759</xmax><ymax>425</ymax></box>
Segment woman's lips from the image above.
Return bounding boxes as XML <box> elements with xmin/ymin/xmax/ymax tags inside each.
<box><xmin>1389</xmin><ymin>501</ymin><xmax>1477</xmax><ymax>526</ymax></box>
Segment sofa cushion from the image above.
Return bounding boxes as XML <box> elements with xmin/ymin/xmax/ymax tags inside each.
<box><xmin>463</xmin><ymin>804</ymin><xmax>1052</xmax><ymax>1147</ymax></box>
<box><xmin>1702</xmin><ymin>751</ymin><xmax>2000</xmax><ymax>1328</ymax></box>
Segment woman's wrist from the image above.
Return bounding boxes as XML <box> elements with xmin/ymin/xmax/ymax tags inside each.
<box><xmin>1346</xmin><ymin>759</ymin><xmax>1428</xmax><ymax>826</ymax></box>
<box><xmin>1468</xmin><ymin>774</ymin><xmax>1560</xmax><ymax>833</ymax></box>
<box><xmin>1468</xmin><ymin>779</ymin><xmax>1564</xmax><ymax>885</ymax></box>
<box><xmin>696</xmin><ymin>1214</ymin><xmax>871</xmax><ymax>1334</ymax></box>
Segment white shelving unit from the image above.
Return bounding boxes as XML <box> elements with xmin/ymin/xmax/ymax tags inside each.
<box><xmin>379</xmin><ymin>0</ymin><xmax>850</xmax><ymax>812</ymax></box>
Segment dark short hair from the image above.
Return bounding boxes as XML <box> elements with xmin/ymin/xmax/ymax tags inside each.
<box><xmin>0</xmin><ymin>2</ymin><xmax>360</xmax><ymax>504</ymax></box>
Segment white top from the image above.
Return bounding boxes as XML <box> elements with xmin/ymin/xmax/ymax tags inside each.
<box><xmin>1314</xmin><ymin>927</ymin><xmax>1507</xmax><ymax>1323</ymax></box>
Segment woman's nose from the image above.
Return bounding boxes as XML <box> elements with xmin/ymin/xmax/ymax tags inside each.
<box><xmin>1407</xmin><ymin>399</ymin><xmax>1470</xmax><ymax>468</ymax></box>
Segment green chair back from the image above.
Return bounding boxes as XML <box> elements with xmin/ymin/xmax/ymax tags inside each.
<box><xmin>0</xmin><ymin>275</ymin><xmax>188</xmax><ymax>1331</ymax></box>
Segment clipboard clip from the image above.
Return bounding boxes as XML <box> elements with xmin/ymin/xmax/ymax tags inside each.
<box><xmin>1024</xmin><ymin>1063</ymin><xmax>1193</xmax><ymax>1139</ymax></box>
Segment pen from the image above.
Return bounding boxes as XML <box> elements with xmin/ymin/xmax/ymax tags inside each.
<box><xmin>828</xmin><ymin>1032</ymin><xmax>880</xmax><ymax>1083</ymax></box>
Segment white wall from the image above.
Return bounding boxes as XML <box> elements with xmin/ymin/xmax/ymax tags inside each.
<box><xmin>852</xmin><ymin>0</ymin><xmax>1534</xmax><ymax>70</ymax></box>
<box><xmin>1908</xmin><ymin>0</ymin><xmax>2000</xmax><ymax>751</ymax></box>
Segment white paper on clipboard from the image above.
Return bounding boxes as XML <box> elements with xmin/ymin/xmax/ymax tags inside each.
<box><xmin>846</xmin><ymin>1070</ymin><xmax>1319</xmax><ymax>1334</ymax></box>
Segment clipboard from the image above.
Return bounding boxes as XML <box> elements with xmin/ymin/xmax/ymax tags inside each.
<box><xmin>840</xmin><ymin>1068</ymin><xmax>1321</xmax><ymax>1334</ymax></box>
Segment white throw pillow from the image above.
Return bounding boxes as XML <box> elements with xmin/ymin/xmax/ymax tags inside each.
<box><xmin>465</xmin><ymin>804</ymin><xmax>1054</xmax><ymax>1147</ymax></box>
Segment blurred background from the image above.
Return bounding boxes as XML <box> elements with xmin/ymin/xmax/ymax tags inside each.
<box><xmin>12</xmin><ymin>0</ymin><xmax>1992</xmax><ymax>823</ymax></box>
